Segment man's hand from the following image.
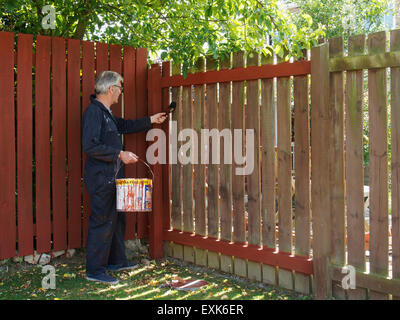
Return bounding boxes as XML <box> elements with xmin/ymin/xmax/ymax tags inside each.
<box><xmin>119</xmin><ymin>151</ymin><xmax>139</xmax><ymax>165</ymax></box>
<box><xmin>150</xmin><ymin>112</ymin><xmax>168</xmax><ymax>124</ymax></box>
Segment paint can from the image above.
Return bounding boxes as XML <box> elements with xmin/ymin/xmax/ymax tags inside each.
<box><xmin>115</xmin><ymin>159</ymin><xmax>153</xmax><ymax>212</ymax></box>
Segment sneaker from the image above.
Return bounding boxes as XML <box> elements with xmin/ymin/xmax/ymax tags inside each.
<box><xmin>85</xmin><ymin>272</ymin><xmax>119</xmax><ymax>285</ymax></box>
<box><xmin>108</xmin><ymin>261</ymin><xmax>139</xmax><ymax>272</ymax></box>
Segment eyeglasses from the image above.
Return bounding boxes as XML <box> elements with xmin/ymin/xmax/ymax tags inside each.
<box><xmin>113</xmin><ymin>85</ymin><xmax>123</xmax><ymax>93</ymax></box>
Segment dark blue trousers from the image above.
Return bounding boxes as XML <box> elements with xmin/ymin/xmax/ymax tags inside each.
<box><xmin>85</xmin><ymin>186</ymin><xmax>127</xmax><ymax>276</ymax></box>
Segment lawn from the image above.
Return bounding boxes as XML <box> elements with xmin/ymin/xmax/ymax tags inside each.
<box><xmin>0</xmin><ymin>248</ymin><xmax>312</xmax><ymax>301</ymax></box>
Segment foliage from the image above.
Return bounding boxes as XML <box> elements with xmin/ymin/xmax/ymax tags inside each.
<box><xmin>0</xmin><ymin>0</ymin><xmax>324</xmax><ymax>76</ymax></box>
<box><xmin>291</xmin><ymin>0</ymin><xmax>391</xmax><ymax>40</ymax></box>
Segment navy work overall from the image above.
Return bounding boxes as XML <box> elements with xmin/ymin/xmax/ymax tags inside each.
<box><xmin>82</xmin><ymin>95</ymin><xmax>151</xmax><ymax>276</ymax></box>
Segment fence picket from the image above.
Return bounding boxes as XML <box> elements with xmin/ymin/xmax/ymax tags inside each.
<box><xmin>123</xmin><ymin>46</ymin><xmax>137</xmax><ymax>240</ymax></box>
<box><xmin>0</xmin><ymin>32</ymin><xmax>16</xmax><ymax>259</ymax></box>
<box><xmin>219</xmin><ymin>55</ymin><xmax>233</xmax><ymax>273</ymax></box>
<box><xmin>135</xmin><ymin>48</ymin><xmax>149</xmax><ymax>238</ymax></box>
<box><xmin>261</xmin><ymin>53</ymin><xmax>277</xmax><ymax>286</ymax></box>
<box><xmin>170</xmin><ymin>62</ymin><xmax>183</xmax><ymax>259</ymax></box>
<box><xmin>368</xmin><ymin>31</ymin><xmax>389</xmax><ymax>300</ymax></box>
<box><xmin>35</xmin><ymin>35</ymin><xmax>52</xmax><ymax>254</ymax></box>
<box><xmin>293</xmin><ymin>51</ymin><xmax>311</xmax><ymax>295</ymax></box>
<box><xmin>231</xmin><ymin>51</ymin><xmax>247</xmax><ymax>278</ymax></box>
<box><xmin>192</xmin><ymin>57</ymin><xmax>207</xmax><ymax>266</ymax></box>
<box><xmin>67</xmin><ymin>39</ymin><xmax>82</xmax><ymax>249</ymax></box>
<box><xmin>206</xmin><ymin>56</ymin><xmax>220</xmax><ymax>270</ymax></box>
<box><xmin>51</xmin><ymin>37</ymin><xmax>67</xmax><ymax>252</ymax></box>
<box><xmin>182</xmin><ymin>67</ymin><xmax>194</xmax><ymax>263</ymax></box>
<box><xmin>390</xmin><ymin>29</ymin><xmax>400</xmax><ymax>299</ymax></box>
<box><xmin>16</xmin><ymin>33</ymin><xmax>34</xmax><ymax>257</ymax></box>
<box><xmin>81</xmin><ymin>41</ymin><xmax>95</xmax><ymax>246</ymax></box>
<box><xmin>345</xmin><ymin>34</ymin><xmax>368</xmax><ymax>300</ymax></box>
<box><xmin>246</xmin><ymin>51</ymin><xmax>262</xmax><ymax>281</ymax></box>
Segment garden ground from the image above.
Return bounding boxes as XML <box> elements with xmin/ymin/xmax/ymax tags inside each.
<box><xmin>0</xmin><ymin>245</ymin><xmax>312</xmax><ymax>301</ymax></box>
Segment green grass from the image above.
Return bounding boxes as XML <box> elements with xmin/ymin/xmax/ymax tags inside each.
<box><xmin>0</xmin><ymin>251</ymin><xmax>312</xmax><ymax>300</ymax></box>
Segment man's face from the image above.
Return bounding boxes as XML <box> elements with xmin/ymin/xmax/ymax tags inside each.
<box><xmin>110</xmin><ymin>81</ymin><xmax>122</xmax><ymax>105</ymax></box>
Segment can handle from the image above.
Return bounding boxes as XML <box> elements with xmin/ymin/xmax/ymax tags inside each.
<box><xmin>114</xmin><ymin>157</ymin><xmax>154</xmax><ymax>182</ymax></box>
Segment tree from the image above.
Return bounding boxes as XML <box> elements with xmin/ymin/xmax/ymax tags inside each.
<box><xmin>0</xmin><ymin>0</ymin><xmax>324</xmax><ymax>76</ymax></box>
<box><xmin>291</xmin><ymin>0</ymin><xmax>391</xmax><ymax>40</ymax></box>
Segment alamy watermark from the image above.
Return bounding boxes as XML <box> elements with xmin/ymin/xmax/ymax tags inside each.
<box><xmin>41</xmin><ymin>265</ymin><xmax>56</xmax><ymax>290</ymax></box>
<box><xmin>341</xmin><ymin>265</ymin><xmax>356</xmax><ymax>290</ymax></box>
<box><xmin>145</xmin><ymin>121</ymin><xmax>255</xmax><ymax>175</ymax></box>
<box><xmin>41</xmin><ymin>5</ymin><xmax>56</xmax><ymax>30</ymax></box>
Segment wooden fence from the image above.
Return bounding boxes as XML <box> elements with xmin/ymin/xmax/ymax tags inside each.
<box><xmin>2</xmin><ymin>28</ymin><xmax>400</xmax><ymax>300</ymax></box>
<box><xmin>156</xmin><ymin>29</ymin><xmax>400</xmax><ymax>299</ymax></box>
<box><xmin>325</xmin><ymin>30</ymin><xmax>400</xmax><ymax>299</ymax></box>
<box><xmin>0</xmin><ymin>31</ymin><xmax>151</xmax><ymax>260</ymax></box>
<box><xmin>157</xmin><ymin>53</ymin><xmax>314</xmax><ymax>295</ymax></box>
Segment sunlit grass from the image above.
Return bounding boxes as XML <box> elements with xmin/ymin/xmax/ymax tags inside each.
<box><xmin>0</xmin><ymin>254</ymin><xmax>312</xmax><ymax>300</ymax></box>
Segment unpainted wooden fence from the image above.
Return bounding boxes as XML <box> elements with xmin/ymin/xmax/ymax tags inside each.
<box><xmin>156</xmin><ymin>29</ymin><xmax>400</xmax><ymax>299</ymax></box>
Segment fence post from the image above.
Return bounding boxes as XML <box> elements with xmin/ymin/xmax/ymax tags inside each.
<box><xmin>148</xmin><ymin>64</ymin><xmax>164</xmax><ymax>259</ymax></box>
<box><xmin>311</xmin><ymin>42</ymin><xmax>332</xmax><ymax>299</ymax></box>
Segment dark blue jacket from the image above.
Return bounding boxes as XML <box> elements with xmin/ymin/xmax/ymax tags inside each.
<box><xmin>82</xmin><ymin>94</ymin><xmax>151</xmax><ymax>195</ymax></box>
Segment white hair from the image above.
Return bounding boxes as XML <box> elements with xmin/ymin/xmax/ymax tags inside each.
<box><xmin>95</xmin><ymin>71</ymin><xmax>123</xmax><ymax>95</ymax></box>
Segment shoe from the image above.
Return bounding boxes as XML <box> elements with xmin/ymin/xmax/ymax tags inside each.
<box><xmin>108</xmin><ymin>261</ymin><xmax>139</xmax><ymax>272</ymax></box>
<box><xmin>85</xmin><ymin>272</ymin><xmax>119</xmax><ymax>285</ymax></box>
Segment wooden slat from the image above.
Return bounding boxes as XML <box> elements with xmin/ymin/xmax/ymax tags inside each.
<box><xmin>231</xmin><ymin>51</ymin><xmax>247</xmax><ymax>278</ymax></box>
<box><xmin>161</xmin><ymin>61</ymin><xmax>171</xmax><ymax>232</ymax></box>
<box><xmin>16</xmin><ymin>33</ymin><xmax>34</xmax><ymax>257</ymax></box>
<box><xmin>330</xmin><ymin>51</ymin><xmax>400</xmax><ymax>72</ymax></box>
<box><xmin>161</xmin><ymin>60</ymin><xmax>311</xmax><ymax>87</ymax></box>
<box><xmin>390</xmin><ymin>29</ymin><xmax>400</xmax><ymax>286</ymax></box>
<box><xmin>261</xmin><ymin>53</ymin><xmax>277</xmax><ymax>286</ymax></box>
<box><xmin>35</xmin><ymin>35</ymin><xmax>52</xmax><ymax>253</ymax></box>
<box><xmin>148</xmin><ymin>64</ymin><xmax>164</xmax><ymax>259</ymax></box>
<box><xmin>109</xmin><ymin>44</ymin><xmax>122</xmax><ymax>118</ymax></box>
<box><xmin>81</xmin><ymin>41</ymin><xmax>95</xmax><ymax>246</ymax></box>
<box><xmin>276</xmin><ymin>55</ymin><xmax>293</xmax><ymax>290</ymax></box>
<box><xmin>51</xmin><ymin>37</ymin><xmax>67</xmax><ymax>252</ymax></box>
<box><xmin>205</xmin><ymin>56</ymin><xmax>220</xmax><ymax>270</ymax></box>
<box><xmin>367</xmin><ymin>31</ymin><xmax>389</xmax><ymax>300</ymax></box>
<box><xmin>181</xmin><ymin>82</ymin><xmax>194</xmax><ymax>233</ymax></box>
<box><xmin>328</xmin><ymin>37</ymin><xmax>346</xmax><ymax>299</ymax></box>
<box><xmin>293</xmin><ymin>51</ymin><xmax>311</xmax><ymax>295</ymax></box>
<box><xmin>345</xmin><ymin>34</ymin><xmax>367</xmax><ymax>300</ymax></box>
<box><xmin>311</xmin><ymin>43</ymin><xmax>332</xmax><ymax>299</ymax></box>
<box><xmin>95</xmin><ymin>42</ymin><xmax>108</xmax><ymax>76</ymax></box>
<box><xmin>219</xmin><ymin>55</ymin><xmax>233</xmax><ymax>273</ymax></box>
<box><xmin>181</xmin><ymin>66</ymin><xmax>194</xmax><ymax>263</ymax></box>
<box><xmin>192</xmin><ymin>58</ymin><xmax>207</xmax><ymax>266</ymax></box>
<box><xmin>0</xmin><ymin>32</ymin><xmax>16</xmax><ymax>259</ymax></box>
<box><xmin>135</xmin><ymin>48</ymin><xmax>149</xmax><ymax>238</ymax></box>
<box><xmin>246</xmin><ymin>52</ymin><xmax>262</xmax><ymax>282</ymax></box>
<box><xmin>123</xmin><ymin>46</ymin><xmax>137</xmax><ymax>240</ymax></box>
<box><xmin>170</xmin><ymin>62</ymin><xmax>183</xmax><ymax>259</ymax></box>
<box><xmin>67</xmin><ymin>38</ymin><xmax>82</xmax><ymax>249</ymax></box>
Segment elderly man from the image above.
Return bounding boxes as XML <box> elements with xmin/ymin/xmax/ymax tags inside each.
<box><xmin>82</xmin><ymin>71</ymin><xmax>167</xmax><ymax>284</ymax></box>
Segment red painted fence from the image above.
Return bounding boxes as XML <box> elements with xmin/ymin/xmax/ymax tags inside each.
<box><xmin>0</xmin><ymin>31</ymin><xmax>151</xmax><ymax>259</ymax></box>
